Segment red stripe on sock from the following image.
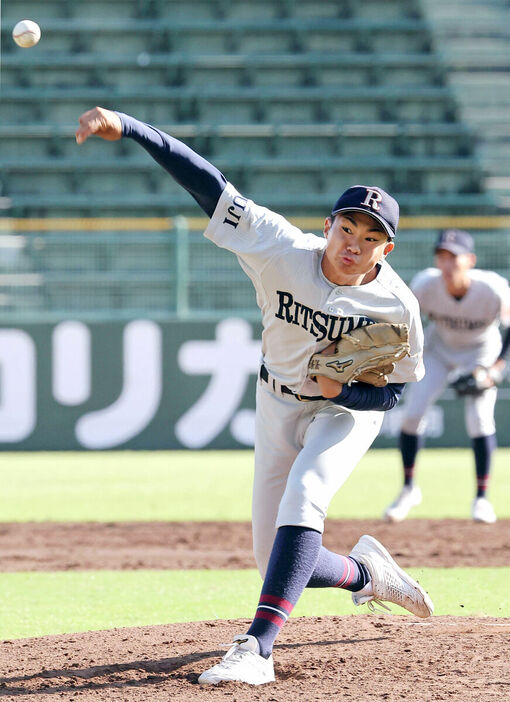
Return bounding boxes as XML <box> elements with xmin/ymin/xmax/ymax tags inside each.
<box><xmin>255</xmin><ymin>609</ymin><xmax>286</xmax><ymax>626</ymax></box>
<box><xmin>334</xmin><ymin>557</ymin><xmax>349</xmax><ymax>588</ymax></box>
<box><xmin>259</xmin><ymin>594</ymin><xmax>294</xmax><ymax>613</ymax></box>
<box><xmin>342</xmin><ymin>558</ymin><xmax>355</xmax><ymax>587</ymax></box>
<box><xmin>334</xmin><ymin>556</ymin><xmax>355</xmax><ymax>588</ymax></box>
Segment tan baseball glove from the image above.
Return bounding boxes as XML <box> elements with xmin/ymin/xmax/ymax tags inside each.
<box><xmin>308</xmin><ymin>323</ymin><xmax>410</xmax><ymax>387</ymax></box>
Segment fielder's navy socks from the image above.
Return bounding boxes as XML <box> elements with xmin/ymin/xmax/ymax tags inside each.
<box><xmin>472</xmin><ymin>434</ymin><xmax>497</xmax><ymax>497</ymax></box>
<box><xmin>246</xmin><ymin>526</ymin><xmax>369</xmax><ymax>659</ymax></box>
<box><xmin>400</xmin><ymin>431</ymin><xmax>424</xmax><ymax>485</ymax></box>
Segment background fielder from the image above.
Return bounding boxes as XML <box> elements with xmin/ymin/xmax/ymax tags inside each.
<box><xmin>76</xmin><ymin>107</ymin><xmax>433</xmax><ymax>687</ymax></box>
<box><xmin>385</xmin><ymin>229</ymin><xmax>510</xmax><ymax>524</ymax></box>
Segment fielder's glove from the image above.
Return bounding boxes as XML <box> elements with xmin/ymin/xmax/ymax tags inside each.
<box><xmin>308</xmin><ymin>322</ymin><xmax>410</xmax><ymax>387</ymax></box>
<box><xmin>450</xmin><ymin>366</ymin><xmax>501</xmax><ymax>397</ymax></box>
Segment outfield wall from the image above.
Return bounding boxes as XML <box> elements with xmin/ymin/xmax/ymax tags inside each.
<box><xmin>1</xmin><ymin>318</ymin><xmax>509</xmax><ymax>450</ymax></box>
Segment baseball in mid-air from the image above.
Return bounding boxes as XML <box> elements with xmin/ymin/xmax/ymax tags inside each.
<box><xmin>12</xmin><ymin>19</ymin><xmax>41</xmax><ymax>48</ymax></box>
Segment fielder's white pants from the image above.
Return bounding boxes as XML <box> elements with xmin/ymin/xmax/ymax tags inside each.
<box><xmin>252</xmin><ymin>379</ymin><xmax>383</xmax><ymax>577</ymax></box>
<box><xmin>401</xmin><ymin>349</ymin><xmax>497</xmax><ymax>438</ymax></box>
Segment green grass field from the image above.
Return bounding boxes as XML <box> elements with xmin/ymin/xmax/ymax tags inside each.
<box><xmin>1</xmin><ymin>448</ymin><xmax>509</xmax><ymax>521</ymax></box>
<box><xmin>1</xmin><ymin>448</ymin><xmax>508</xmax><ymax>639</ymax></box>
<box><xmin>1</xmin><ymin>568</ymin><xmax>508</xmax><ymax>640</ymax></box>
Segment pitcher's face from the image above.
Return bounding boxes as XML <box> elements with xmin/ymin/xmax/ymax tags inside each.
<box><xmin>322</xmin><ymin>211</ymin><xmax>394</xmax><ymax>286</ymax></box>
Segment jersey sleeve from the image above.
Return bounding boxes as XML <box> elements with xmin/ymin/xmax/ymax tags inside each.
<box><xmin>203</xmin><ymin>182</ymin><xmax>308</xmax><ymax>275</ymax></box>
<box><xmin>409</xmin><ymin>268</ymin><xmax>436</xmax><ymax>313</ymax></box>
<box><xmin>386</xmin><ymin>294</ymin><xmax>425</xmax><ymax>384</ymax></box>
<box><xmin>493</xmin><ymin>274</ymin><xmax>510</xmax><ymax>327</ymax></box>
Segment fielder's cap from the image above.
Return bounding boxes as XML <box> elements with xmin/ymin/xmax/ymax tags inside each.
<box><xmin>435</xmin><ymin>229</ymin><xmax>474</xmax><ymax>256</ymax></box>
<box><xmin>331</xmin><ymin>184</ymin><xmax>399</xmax><ymax>239</ymax></box>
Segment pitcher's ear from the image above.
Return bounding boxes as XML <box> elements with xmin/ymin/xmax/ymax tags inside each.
<box><xmin>383</xmin><ymin>241</ymin><xmax>395</xmax><ymax>257</ymax></box>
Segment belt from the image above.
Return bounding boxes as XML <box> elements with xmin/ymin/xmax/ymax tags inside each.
<box><xmin>259</xmin><ymin>364</ymin><xmax>323</xmax><ymax>402</ymax></box>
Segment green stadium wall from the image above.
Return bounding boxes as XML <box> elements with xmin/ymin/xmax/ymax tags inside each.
<box><xmin>0</xmin><ymin>319</ymin><xmax>508</xmax><ymax>450</ymax></box>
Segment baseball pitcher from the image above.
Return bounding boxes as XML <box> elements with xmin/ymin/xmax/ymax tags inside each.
<box><xmin>76</xmin><ymin>107</ymin><xmax>433</xmax><ymax>686</ymax></box>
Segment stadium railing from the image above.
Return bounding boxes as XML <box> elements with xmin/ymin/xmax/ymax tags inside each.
<box><xmin>1</xmin><ymin>193</ymin><xmax>496</xmax><ymax>219</ymax></box>
<box><xmin>1</xmin><ymin>18</ymin><xmax>432</xmax><ymax>55</ymax></box>
<box><xmin>0</xmin><ymin>215</ymin><xmax>509</xmax><ymax>322</ymax></box>
<box><xmin>0</xmin><ymin>121</ymin><xmax>474</xmax><ymax>160</ymax></box>
<box><xmin>0</xmin><ymin>0</ymin><xmax>420</xmax><ymax>23</ymax></box>
<box><xmin>0</xmin><ymin>52</ymin><xmax>445</xmax><ymax>91</ymax></box>
<box><xmin>0</xmin><ymin>85</ymin><xmax>458</xmax><ymax>125</ymax></box>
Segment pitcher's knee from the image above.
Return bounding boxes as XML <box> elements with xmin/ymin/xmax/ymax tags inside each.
<box><xmin>276</xmin><ymin>493</ymin><xmax>326</xmax><ymax>534</ymax></box>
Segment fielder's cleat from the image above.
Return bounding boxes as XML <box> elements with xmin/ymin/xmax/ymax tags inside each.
<box><xmin>383</xmin><ymin>485</ymin><xmax>422</xmax><ymax>522</ymax></box>
<box><xmin>350</xmin><ymin>534</ymin><xmax>434</xmax><ymax>618</ymax></box>
<box><xmin>198</xmin><ymin>634</ymin><xmax>275</xmax><ymax>686</ymax></box>
<box><xmin>472</xmin><ymin>497</ymin><xmax>497</xmax><ymax>524</ymax></box>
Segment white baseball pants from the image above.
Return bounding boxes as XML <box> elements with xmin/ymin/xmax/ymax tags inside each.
<box><xmin>401</xmin><ymin>349</ymin><xmax>497</xmax><ymax>438</ymax></box>
<box><xmin>252</xmin><ymin>379</ymin><xmax>383</xmax><ymax>577</ymax></box>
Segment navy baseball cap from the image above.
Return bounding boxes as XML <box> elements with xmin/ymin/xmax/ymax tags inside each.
<box><xmin>331</xmin><ymin>185</ymin><xmax>399</xmax><ymax>239</ymax></box>
<box><xmin>435</xmin><ymin>229</ymin><xmax>474</xmax><ymax>256</ymax></box>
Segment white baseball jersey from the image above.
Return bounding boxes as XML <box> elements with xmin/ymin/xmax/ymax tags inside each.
<box><xmin>205</xmin><ymin>183</ymin><xmax>425</xmax><ymax>395</ymax></box>
<box><xmin>205</xmin><ymin>182</ymin><xmax>424</xmax><ymax>574</ymax></box>
<box><xmin>411</xmin><ymin>268</ymin><xmax>510</xmax><ymax>363</ymax></box>
<box><xmin>402</xmin><ymin>267</ymin><xmax>510</xmax><ymax>439</ymax></box>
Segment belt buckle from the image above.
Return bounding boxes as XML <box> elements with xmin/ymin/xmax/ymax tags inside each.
<box><xmin>295</xmin><ymin>393</ymin><xmax>311</xmax><ymax>402</ymax></box>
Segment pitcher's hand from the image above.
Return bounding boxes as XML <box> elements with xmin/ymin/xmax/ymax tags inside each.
<box><xmin>315</xmin><ymin>375</ymin><xmax>343</xmax><ymax>398</ymax></box>
<box><xmin>76</xmin><ymin>106</ymin><xmax>122</xmax><ymax>144</ymax></box>
<box><xmin>314</xmin><ymin>342</ymin><xmax>344</xmax><ymax>398</ymax></box>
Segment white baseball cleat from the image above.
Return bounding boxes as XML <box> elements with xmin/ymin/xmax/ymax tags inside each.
<box><xmin>383</xmin><ymin>485</ymin><xmax>422</xmax><ymax>522</ymax></box>
<box><xmin>472</xmin><ymin>497</ymin><xmax>497</xmax><ymax>524</ymax></box>
<box><xmin>198</xmin><ymin>634</ymin><xmax>275</xmax><ymax>685</ymax></box>
<box><xmin>350</xmin><ymin>534</ymin><xmax>434</xmax><ymax>618</ymax></box>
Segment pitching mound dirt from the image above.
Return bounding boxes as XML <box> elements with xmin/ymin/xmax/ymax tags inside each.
<box><xmin>1</xmin><ymin>616</ymin><xmax>508</xmax><ymax>701</ymax></box>
<box><xmin>0</xmin><ymin>519</ymin><xmax>508</xmax><ymax>571</ymax></box>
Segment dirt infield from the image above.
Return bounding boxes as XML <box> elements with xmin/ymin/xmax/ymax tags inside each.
<box><xmin>0</xmin><ymin>519</ymin><xmax>508</xmax><ymax>571</ymax></box>
<box><xmin>1</xmin><ymin>520</ymin><xmax>508</xmax><ymax>700</ymax></box>
<box><xmin>1</xmin><ymin>616</ymin><xmax>509</xmax><ymax>701</ymax></box>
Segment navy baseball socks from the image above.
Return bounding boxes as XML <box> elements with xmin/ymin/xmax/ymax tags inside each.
<box><xmin>472</xmin><ymin>434</ymin><xmax>497</xmax><ymax>523</ymax></box>
<box><xmin>199</xmin><ymin>526</ymin><xmax>370</xmax><ymax>685</ymax></box>
<box><xmin>383</xmin><ymin>432</ymin><xmax>423</xmax><ymax>522</ymax></box>
<box><xmin>384</xmin><ymin>432</ymin><xmax>497</xmax><ymax>523</ymax></box>
<box><xmin>473</xmin><ymin>434</ymin><xmax>496</xmax><ymax>497</ymax></box>
<box><xmin>199</xmin><ymin>526</ymin><xmax>434</xmax><ymax>685</ymax></box>
<box><xmin>245</xmin><ymin>526</ymin><xmax>370</xmax><ymax>659</ymax></box>
<box><xmin>400</xmin><ymin>431</ymin><xmax>424</xmax><ymax>486</ymax></box>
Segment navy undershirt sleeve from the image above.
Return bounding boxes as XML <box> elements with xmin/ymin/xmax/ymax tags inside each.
<box><xmin>116</xmin><ymin>112</ymin><xmax>227</xmax><ymax>217</ymax></box>
<box><xmin>330</xmin><ymin>382</ymin><xmax>406</xmax><ymax>411</ymax></box>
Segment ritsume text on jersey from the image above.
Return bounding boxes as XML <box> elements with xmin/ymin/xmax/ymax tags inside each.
<box><xmin>275</xmin><ymin>290</ymin><xmax>372</xmax><ymax>342</ymax></box>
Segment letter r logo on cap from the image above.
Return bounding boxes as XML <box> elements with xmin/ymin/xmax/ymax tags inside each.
<box><xmin>362</xmin><ymin>188</ymin><xmax>383</xmax><ymax>211</ymax></box>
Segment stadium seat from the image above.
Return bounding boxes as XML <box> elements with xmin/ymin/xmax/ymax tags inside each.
<box><xmin>0</xmin><ymin>52</ymin><xmax>444</xmax><ymax>91</ymax></box>
<box><xmin>0</xmin><ymin>0</ymin><xmax>502</xmax><ymax>319</ymax></box>
<box><xmin>1</xmin><ymin>18</ymin><xmax>430</xmax><ymax>55</ymax></box>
